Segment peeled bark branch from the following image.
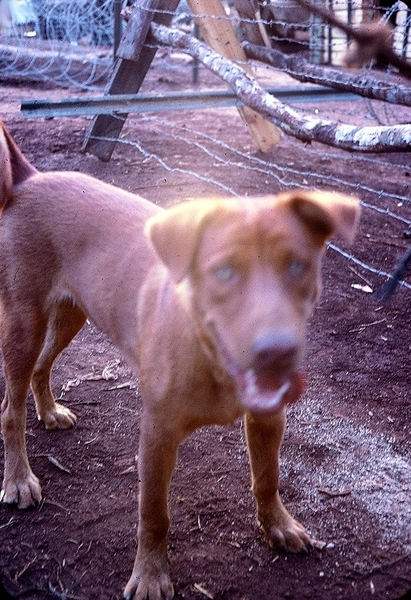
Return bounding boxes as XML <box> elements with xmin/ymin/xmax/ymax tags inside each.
<box><xmin>243</xmin><ymin>41</ymin><xmax>411</xmax><ymax>107</ymax></box>
<box><xmin>150</xmin><ymin>23</ymin><xmax>411</xmax><ymax>152</ymax></box>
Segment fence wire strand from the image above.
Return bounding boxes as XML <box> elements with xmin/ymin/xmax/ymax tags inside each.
<box><xmin>2</xmin><ymin>1</ymin><xmax>411</xmax><ymax>292</ymax></box>
<box><xmin>89</xmin><ymin>119</ymin><xmax>411</xmax><ymax>294</ymax></box>
<box><xmin>140</xmin><ymin>112</ymin><xmax>411</xmax><ymax>208</ymax></box>
<box><xmin>1</xmin><ymin>1</ymin><xmax>411</xmax><ymax>89</ymax></box>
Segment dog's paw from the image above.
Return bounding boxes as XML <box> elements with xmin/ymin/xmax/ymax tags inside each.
<box><xmin>40</xmin><ymin>402</ymin><xmax>77</xmax><ymax>430</ymax></box>
<box><xmin>124</xmin><ymin>562</ymin><xmax>174</xmax><ymax>600</ymax></box>
<box><xmin>259</xmin><ymin>504</ymin><xmax>323</xmax><ymax>553</ymax></box>
<box><xmin>1</xmin><ymin>471</ymin><xmax>42</xmax><ymax>509</ymax></box>
<box><xmin>264</xmin><ymin>516</ymin><xmax>315</xmax><ymax>553</ymax></box>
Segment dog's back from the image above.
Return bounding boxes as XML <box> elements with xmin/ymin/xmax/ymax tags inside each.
<box><xmin>0</xmin><ymin>121</ymin><xmax>162</xmax><ymax>362</ymax></box>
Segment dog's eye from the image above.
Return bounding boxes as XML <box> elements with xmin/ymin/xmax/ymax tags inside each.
<box><xmin>288</xmin><ymin>260</ymin><xmax>307</xmax><ymax>278</ymax></box>
<box><xmin>214</xmin><ymin>264</ymin><xmax>237</xmax><ymax>282</ymax></box>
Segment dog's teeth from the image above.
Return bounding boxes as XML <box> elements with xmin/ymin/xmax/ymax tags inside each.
<box><xmin>245</xmin><ymin>370</ymin><xmax>258</xmax><ymax>394</ymax></box>
<box><xmin>267</xmin><ymin>380</ymin><xmax>290</xmax><ymax>409</ymax></box>
<box><xmin>242</xmin><ymin>372</ymin><xmax>291</xmax><ymax>412</ymax></box>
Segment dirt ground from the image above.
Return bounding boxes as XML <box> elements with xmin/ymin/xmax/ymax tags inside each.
<box><xmin>0</xmin><ymin>57</ymin><xmax>410</xmax><ymax>600</ymax></box>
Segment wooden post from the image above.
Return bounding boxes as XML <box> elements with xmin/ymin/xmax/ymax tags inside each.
<box><xmin>186</xmin><ymin>0</ymin><xmax>281</xmax><ymax>151</ymax></box>
<box><xmin>231</xmin><ymin>0</ymin><xmax>268</xmax><ymax>47</ymax></box>
<box><xmin>82</xmin><ymin>0</ymin><xmax>180</xmax><ymax>161</ymax></box>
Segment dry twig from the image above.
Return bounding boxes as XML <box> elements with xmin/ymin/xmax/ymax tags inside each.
<box><xmin>317</xmin><ymin>487</ymin><xmax>351</xmax><ymax>498</ymax></box>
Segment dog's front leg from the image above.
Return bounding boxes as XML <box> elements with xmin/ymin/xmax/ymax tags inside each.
<box><xmin>245</xmin><ymin>410</ymin><xmax>315</xmax><ymax>553</ymax></box>
<box><xmin>1</xmin><ymin>386</ymin><xmax>42</xmax><ymax>508</ymax></box>
<box><xmin>124</xmin><ymin>410</ymin><xmax>179</xmax><ymax>600</ymax></box>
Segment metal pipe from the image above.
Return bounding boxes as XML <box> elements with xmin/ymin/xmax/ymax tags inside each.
<box><xmin>20</xmin><ymin>86</ymin><xmax>358</xmax><ymax>119</ymax></box>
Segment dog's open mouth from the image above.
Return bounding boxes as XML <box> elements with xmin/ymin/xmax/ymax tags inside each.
<box><xmin>237</xmin><ymin>369</ymin><xmax>305</xmax><ymax>413</ymax></box>
<box><xmin>214</xmin><ymin>329</ymin><xmax>305</xmax><ymax>413</ymax></box>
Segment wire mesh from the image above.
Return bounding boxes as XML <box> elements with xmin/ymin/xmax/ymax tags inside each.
<box><xmin>0</xmin><ymin>0</ymin><xmax>116</xmax><ymax>88</ymax></box>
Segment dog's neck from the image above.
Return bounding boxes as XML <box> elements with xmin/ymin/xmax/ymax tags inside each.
<box><xmin>183</xmin><ymin>288</ymin><xmax>236</xmax><ymax>390</ymax></box>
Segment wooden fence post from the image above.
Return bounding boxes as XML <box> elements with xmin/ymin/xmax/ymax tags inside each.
<box><xmin>186</xmin><ymin>0</ymin><xmax>281</xmax><ymax>151</ymax></box>
<box><xmin>82</xmin><ymin>0</ymin><xmax>180</xmax><ymax>161</ymax></box>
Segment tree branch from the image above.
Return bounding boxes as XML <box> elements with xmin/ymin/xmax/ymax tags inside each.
<box><xmin>243</xmin><ymin>41</ymin><xmax>411</xmax><ymax>107</ymax></box>
<box><xmin>150</xmin><ymin>23</ymin><xmax>411</xmax><ymax>152</ymax></box>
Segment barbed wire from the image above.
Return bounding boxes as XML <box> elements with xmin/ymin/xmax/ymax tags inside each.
<box><xmin>1</xmin><ymin>1</ymin><xmax>410</xmax><ymax>89</ymax></box>
<box><xmin>88</xmin><ymin>122</ymin><xmax>410</xmax><ymax>292</ymax></box>
<box><xmin>139</xmin><ymin>113</ymin><xmax>411</xmax><ymax>207</ymax></box>
<box><xmin>0</xmin><ymin>0</ymin><xmax>116</xmax><ymax>89</ymax></box>
<box><xmin>328</xmin><ymin>243</ymin><xmax>411</xmax><ymax>290</ymax></box>
<box><xmin>106</xmin><ymin>133</ymin><xmax>241</xmax><ymax>196</ymax></box>
<box><xmin>2</xmin><ymin>1</ymin><xmax>410</xmax><ymax>291</ymax></box>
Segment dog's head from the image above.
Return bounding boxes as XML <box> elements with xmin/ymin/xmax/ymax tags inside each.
<box><xmin>146</xmin><ymin>190</ymin><xmax>360</xmax><ymax>414</ymax></box>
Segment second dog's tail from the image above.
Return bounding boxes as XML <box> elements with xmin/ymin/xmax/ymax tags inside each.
<box><xmin>0</xmin><ymin>120</ymin><xmax>38</xmax><ymax>210</ymax></box>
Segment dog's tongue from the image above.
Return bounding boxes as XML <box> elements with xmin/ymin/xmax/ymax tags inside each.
<box><xmin>238</xmin><ymin>370</ymin><xmax>305</xmax><ymax>414</ymax></box>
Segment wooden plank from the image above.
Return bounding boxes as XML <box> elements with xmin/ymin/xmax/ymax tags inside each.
<box><xmin>231</xmin><ymin>0</ymin><xmax>271</xmax><ymax>48</ymax></box>
<box><xmin>186</xmin><ymin>0</ymin><xmax>281</xmax><ymax>151</ymax></box>
<box><xmin>82</xmin><ymin>0</ymin><xmax>180</xmax><ymax>161</ymax></box>
<box><xmin>117</xmin><ymin>0</ymin><xmax>160</xmax><ymax>61</ymax></box>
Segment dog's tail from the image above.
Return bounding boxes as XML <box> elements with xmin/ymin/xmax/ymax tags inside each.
<box><xmin>0</xmin><ymin>120</ymin><xmax>38</xmax><ymax>210</ymax></box>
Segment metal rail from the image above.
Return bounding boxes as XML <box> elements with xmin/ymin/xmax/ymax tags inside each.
<box><xmin>21</xmin><ymin>86</ymin><xmax>358</xmax><ymax>119</ymax></box>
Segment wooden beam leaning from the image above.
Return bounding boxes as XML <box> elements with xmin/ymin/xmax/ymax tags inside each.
<box><xmin>82</xmin><ymin>0</ymin><xmax>180</xmax><ymax>161</ymax></box>
<box><xmin>116</xmin><ymin>0</ymin><xmax>161</xmax><ymax>61</ymax></box>
<box><xmin>230</xmin><ymin>0</ymin><xmax>270</xmax><ymax>48</ymax></box>
<box><xmin>186</xmin><ymin>0</ymin><xmax>281</xmax><ymax>151</ymax></box>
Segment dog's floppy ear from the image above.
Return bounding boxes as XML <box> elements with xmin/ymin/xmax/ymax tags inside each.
<box><xmin>146</xmin><ymin>200</ymin><xmax>229</xmax><ymax>283</ymax></box>
<box><xmin>278</xmin><ymin>190</ymin><xmax>360</xmax><ymax>245</ymax></box>
<box><xmin>0</xmin><ymin>120</ymin><xmax>37</xmax><ymax>210</ymax></box>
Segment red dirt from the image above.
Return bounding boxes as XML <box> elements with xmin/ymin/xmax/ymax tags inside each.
<box><xmin>0</xmin><ymin>59</ymin><xmax>410</xmax><ymax>600</ymax></box>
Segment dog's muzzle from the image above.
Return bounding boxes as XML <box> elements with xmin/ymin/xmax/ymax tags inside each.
<box><xmin>217</xmin><ymin>330</ymin><xmax>306</xmax><ymax>414</ymax></box>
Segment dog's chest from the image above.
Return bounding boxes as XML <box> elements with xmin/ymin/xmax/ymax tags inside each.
<box><xmin>202</xmin><ymin>369</ymin><xmax>244</xmax><ymax>426</ymax></box>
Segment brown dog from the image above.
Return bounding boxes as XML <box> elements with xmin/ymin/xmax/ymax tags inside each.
<box><xmin>0</xmin><ymin>121</ymin><xmax>360</xmax><ymax>600</ymax></box>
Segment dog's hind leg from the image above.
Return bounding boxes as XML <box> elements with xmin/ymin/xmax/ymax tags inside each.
<box><xmin>31</xmin><ymin>301</ymin><xmax>86</xmax><ymax>430</ymax></box>
<box><xmin>1</xmin><ymin>307</ymin><xmax>49</xmax><ymax>508</ymax></box>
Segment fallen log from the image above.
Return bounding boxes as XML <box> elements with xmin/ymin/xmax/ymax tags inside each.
<box><xmin>150</xmin><ymin>22</ymin><xmax>411</xmax><ymax>152</ymax></box>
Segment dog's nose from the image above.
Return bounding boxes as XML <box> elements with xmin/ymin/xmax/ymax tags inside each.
<box><xmin>251</xmin><ymin>332</ymin><xmax>299</xmax><ymax>375</ymax></box>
